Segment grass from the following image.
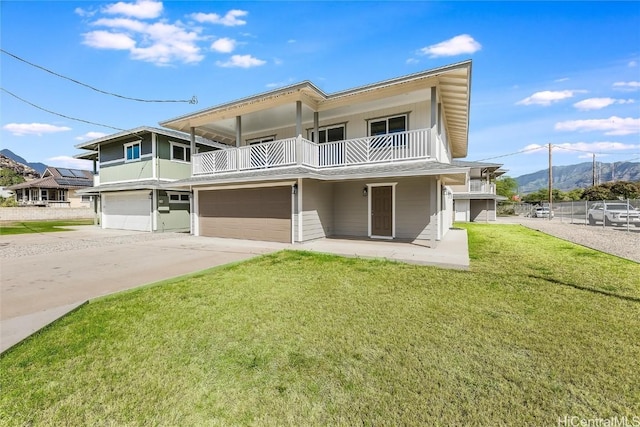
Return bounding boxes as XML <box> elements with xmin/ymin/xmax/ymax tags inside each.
<box><xmin>0</xmin><ymin>224</ymin><xmax>638</xmax><ymax>426</ymax></box>
<box><xmin>0</xmin><ymin>219</ymin><xmax>94</xmax><ymax>235</ymax></box>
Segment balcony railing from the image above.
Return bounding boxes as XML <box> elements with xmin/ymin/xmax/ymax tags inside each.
<box><xmin>192</xmin><ymin>129</ymin><xmax>437</xmax><ymax>176</ymax></box>
<box><xmin>469</xmin><ymin>180</ymin><xmax>496</xmax><ymax>194</ymax></box>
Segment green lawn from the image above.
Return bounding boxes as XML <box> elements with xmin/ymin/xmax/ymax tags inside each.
<box><xmin>0</xmin><ymin>219</ymin><xmax>94</xmax><ymax>235</ymax></box>
<box><xmin>1</xmin><ymin>224</ymin><xmax>638</xmax><ymax>425</ymax></box>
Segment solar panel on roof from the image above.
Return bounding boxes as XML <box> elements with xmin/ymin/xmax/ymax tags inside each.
<box><xmin>70</xmin><ymin>169</ymin><xmax>87</xmax><ymax>178</ymax></box>
<box><xmin>58</xmin><ymin>168</ymin><xmax>75</xmax><ymax>178</ymax></box>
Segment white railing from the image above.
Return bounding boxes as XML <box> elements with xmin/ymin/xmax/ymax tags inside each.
<box><xmin>469</xmin><ymin>180</ymin><xmax>496</xmax><ymax>194</ymax></box>
<box><xmin>192</xmin><ymin>129</ymin><xmax>436</xmax><ymax>175</ymax></box>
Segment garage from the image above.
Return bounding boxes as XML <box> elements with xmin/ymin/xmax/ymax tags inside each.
<box><xmin>102</xmin><ymin>191</ymin><xmax>152</xmax><ymax>231</ymax></box>
<box><xmin>199</xmin><ymin>186</ymin><xmax>292</xmax><ymax>243</ymax></box>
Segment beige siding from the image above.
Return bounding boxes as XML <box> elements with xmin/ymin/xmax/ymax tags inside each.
<box><xmin>395</xmin><ymin>176</ymin><xmax>433</xmax><ymax>240</ymax></box>
<box><xmin>301</xmin><ymin>179</ymin><xmax>333</xmax><ymax>241</ymax></box>
<box><xmin>333</xmin><ymin>180</ymin><xmax>369</xmax><ymax>237</ymax></box>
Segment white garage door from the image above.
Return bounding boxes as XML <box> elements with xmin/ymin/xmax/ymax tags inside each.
<box><xmin>102</xmin><ymin>192</ymin><xmax>151</xmax><ymax>231</ymax></box>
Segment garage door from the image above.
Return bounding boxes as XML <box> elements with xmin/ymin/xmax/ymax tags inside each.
<box><xmin>199</xmin><ymin>187</ymin><xmax>291</xmax><ymax>243</ymax></box>
<box><xmin>102</xmin><ymin>192</ymin><xmax>151</xmax><ymax>231</ymax></box>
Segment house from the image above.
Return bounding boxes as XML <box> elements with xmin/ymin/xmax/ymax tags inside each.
<box><xmin>8</xmin><ymin>166</ymin><xmax>94</xmax><ymax>208</ymax></box>
<box><xmin>74</xmin><ymin>126</ymin><xmax>226</xmax><ymax>232</ymax></box>
<box><xmin>450</xmin><ymin>160</ymin><xmax>506</xmax><ymax>222</ymax></box>
<box><xmin>158</xmin><ymin>61</ymin><xmax>473</xmax><ymax>244</ymax></box>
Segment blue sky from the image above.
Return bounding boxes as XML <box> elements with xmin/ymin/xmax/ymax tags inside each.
<box><xmin>1</xmin><ymin>1</ymin><xmax>639</xmax><ymax>177</ymax></box>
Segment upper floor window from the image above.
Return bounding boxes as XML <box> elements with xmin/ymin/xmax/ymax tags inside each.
<box><xmin>369</xmin><ymin>114</ymin><xmax>407</xmax><ymax>136</ymax></box>
<box><xmin>171</xmin><ymin>142</ymin><xmax>191</xmax><ymax>162</ymax></box>
<box><xmin>124</xmin><ymin>142</ymin><xmax>141</xmax><ymax>162</ymax></box>
<box><xmin>247</xmin><ymin>136</ymin><xmax>275</xmax><ymax>145</ymax></box>
<box><xmin>308</xmin><ymin>124</ymin><xmax>345</xmax><ymax>143</ymax></box>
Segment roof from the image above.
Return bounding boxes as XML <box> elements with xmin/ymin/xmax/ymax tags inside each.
<box><xmin>163</xmin><ymin>160</ymin><xmax>470</xmax><ymax>188</ymax></box>
<box><xmin>452</xmin><ymin>193</ymin><xmax>507</xmax><ymax>201</ymax></box>
<box><xmin>160</xmin><ymin>60</ymin><xmax>472</xmax><ymax>158</ymax></box>
<box><xmin>8</xmin><ymin>167</ymin><xmax>93</xmax><ymax>190</ymax></box>
<box><xmin>451</xmin><ymin>160</ymin><xmax>503</xmax><ymax>170</ymax></box>
<box><xmin>75</xmin><ymin>179</ymin><xmax>173</xmax><ymax>194</ymax></box>
<box><xmin>74</xmin><ymin>125</ymin><xmax>228</xmax><ymax>159</ymax></box>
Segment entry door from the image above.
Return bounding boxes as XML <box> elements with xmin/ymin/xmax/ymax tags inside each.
<box><xmin>371</xmin><ymin>186</ymin><xmax>393</xmax><ymax>237</ymax></box>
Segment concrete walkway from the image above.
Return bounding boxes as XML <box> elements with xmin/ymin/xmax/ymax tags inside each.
<box><xmin>1</xmin><ymin>227</ymin><xmax>468</xmax><ymax>353</ymax></box>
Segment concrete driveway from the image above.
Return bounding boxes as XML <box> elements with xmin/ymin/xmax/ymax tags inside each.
<box><xmin>0</xmin><ymin>227</ymin><xmax>288</xmax><ymax>352</ymax></box>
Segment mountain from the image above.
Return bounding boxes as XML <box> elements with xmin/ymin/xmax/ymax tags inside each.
<box><xmin>0</xmin><ymin>149</ymin><xmax>47</xmax><ymax>175</ymax></box>
<box><xmin>515</xmin><ymin>161</ymin><xmax>640</xmax><ymax>193</ymax></box>
<box><xmin>0</xmin><ymin>154</ymin><xmax>41</xmax><ymax>181</ymax></box>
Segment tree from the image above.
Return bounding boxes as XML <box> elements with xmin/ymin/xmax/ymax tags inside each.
<box><xmin>0</xmin><ymin>168</ymin><xmax>26</xmax><ymax>187</ymax></box>
<box><xmin>581</xmin><ymin>185</ymin><xmax>613</xmax><ymax>201</ymax></box>
<box><xmin>496</xmin><ymin>176</ymin><xmax>518</xmax><ymax>200</ymax></box>
<box><xmin>609</xmin><ymin>181</ymin><xmax>640</xmax><ymax>199</ymax></box>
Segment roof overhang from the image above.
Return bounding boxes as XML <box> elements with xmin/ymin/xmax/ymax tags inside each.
<box><xmin>160</xmin><ymin>61</ymin><xmax>471</xmax><ymax>157</ymax></box>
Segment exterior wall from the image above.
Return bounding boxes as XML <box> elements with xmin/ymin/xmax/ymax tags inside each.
<box><xmin>0</xmin><ymin>207</ymin><xmax>93</xmax><ymax>221</ymax></box>
<box><xmin>100</xmin><ymin>135</ymin><xmax>152</xmax><ymax>163</ymax></box>
<box><xmin>470</xmin><ymin>199</ymin><xmax>496</xmax><ymax>222</ymax></box>
<box><xmin>454</xmin><ymin>199</ymin><xmax>469</xmax><ymax>222</ymax></box>
<box><xmin>333</xmin><ymin>180</ymin><xmax>369</xmax><ymax>237</ymax></box>
<box><xmin>157</xmin><ymin>158</ymin><xmax>191</xmax><ymax>180</ymax></box>
<box><xmin>100</xmin><ymin>160</ymin><xmax>153</xmax><ymax>182</ymax></box>
<box><xmin>301</xmin><ymin>179</ymin><xmax>334</xmax><ymax>241</ymax></box>
<box><xmin>395</xmin><ymin>176</ymin><xmax>432</xmax><ymax>240</ymax></box>
<box><xmin>240</xmin><ymin>100</ymin><xmax>432</xmax><ymax>146</ymax></box>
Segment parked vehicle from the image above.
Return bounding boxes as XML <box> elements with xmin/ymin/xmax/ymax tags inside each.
<box><xmin>587</xmin><ymin>202</ymin><xmax>640</xmax><ymax>226</ymax></box>
<box><xmin>532</xmin><ymin>206</ymin><xmax>554</xmax><ymax>218</ymax></box>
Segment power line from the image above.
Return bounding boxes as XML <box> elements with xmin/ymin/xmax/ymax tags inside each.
<box><xmin>1</xmin><ymin>48</ymin><xmax>198</xmax><ymax>104</ymax></box>
<box><xmin>552</xmin><ymin>144</ymin><xmax>640</xmax><ymax>156</ymax></box>
<box><xmin>474</xmin><ymin>145</ymin><xmax>546</xmax><ymax>162</ymax></box>
<box><xmin>2</xmin><ymin>87</ymin><xmax>127</xmax><ymax>133</ymax></box>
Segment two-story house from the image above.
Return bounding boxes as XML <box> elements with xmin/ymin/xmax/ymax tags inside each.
<box><xmin>450</xmin><ymin>160</ymin><xmax>506</xmax><ymax>222</ymax></box>
<box><xmin>75</xmin><ymin>126</ymin><xmax>225</xmax><ymax>232</ymax></box>
<box><xmin>158</xmin><ymin>61</ymin><xmax>472</xmax><ymax>244</ymax></box>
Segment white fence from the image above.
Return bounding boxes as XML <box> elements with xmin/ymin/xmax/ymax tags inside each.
<box><xmin>193</xmin><ymin>129</ymin><xmax>435</xmax><ymax>175</ymax></box>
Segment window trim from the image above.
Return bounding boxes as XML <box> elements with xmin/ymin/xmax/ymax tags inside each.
<box><xmin>124</xmin><ymin>141</ymin><xmax>141</xmax><ymax>163</ymax></box>
<box><xmin>306</xmin><ymin>122</ymin><xmax>347</xmax><ymax>143</ymax></box>
<box><xmin>170</xmin><ymin>141</ymin><xmax>191</xmax><ymax>163</ymax></box>
<box><xmin>246</xmin><ymin>135</ymin><xmax>276</xmax><ymax>146</ymax></box>
<box><xmin>366</xmin><ymin>113</ymin><xmax>409</xmax><ymax>136</ymax></box>
<box><xmin>168</xmin><ymin>192</ymin><xmax>190</xmax><ymax>203</ymax></box>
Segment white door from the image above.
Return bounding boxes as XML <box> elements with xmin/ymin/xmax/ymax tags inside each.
<box><xmin>102</xmin><ymin>192</ymin><xmax>152</xmax><ymax>231</ymax></box>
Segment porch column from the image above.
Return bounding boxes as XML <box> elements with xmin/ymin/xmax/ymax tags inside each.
<box><xmin>314</xmin><ymin>112</ymin><xmax>319</xmax><ymax>141</ymax></box>
<box><xmin>152</xmin><ymin>132</ymin><xmax>158</xmax><ymax>179</ymax></box>
<box><xmin>430</xmin><ymin>86</ymin><xmax>437</xmax><ymax>128</ymax></box>
<box><xmin>296</xmin><ymin>101</ymin><xmax>302</xmax><ymax>137</ymax></box>
<box><xmin>190</xmin><ymin>126</ymin><xmax>196</xmax><ymax>157</ymax></box>
<box><xmin>430</xmin><ymin>86</ymin><xmax>437</xmax><ymax>159</ymax></box>
<box><xmin>235</xmin><ymin>116</ymin><xmax>242</xmax><ymax>147</ymax></box>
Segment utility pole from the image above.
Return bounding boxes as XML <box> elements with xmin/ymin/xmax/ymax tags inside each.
<box><xmin>592</xmin><ymin>153</ymin><xmax>596</xmax><ymax>186</ymax></box>
<box><xmin>548</xmin><ymin>143</ymin><xmax>553</xmax><ymax>221</ymax></box>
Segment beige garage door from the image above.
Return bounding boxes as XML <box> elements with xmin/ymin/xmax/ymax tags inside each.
<box><xmin>199</xmin><ymin>187</ymin><xmax>291</xmax><ymax>243</ymax></box>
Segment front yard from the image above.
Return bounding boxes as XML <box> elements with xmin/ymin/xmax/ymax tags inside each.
<box><xmin>0</xmin><ymin>219</ymin><xmax>94</xmax><ymax>235</ymax></box>
<box><xmin>0</xmin><ymin>224</ymin><xmax>638</xmax><ymax>425</ymax></box>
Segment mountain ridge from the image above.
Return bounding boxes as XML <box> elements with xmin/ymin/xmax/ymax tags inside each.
<box><xmin>515</xmin><ymin>161</ymin><xmax>640</xmax><ymax>193</ymax></box>
<box><xmin>0</xmin><ymin>149</ymin><xmax>47</xmax><ymax>175</ymax></box>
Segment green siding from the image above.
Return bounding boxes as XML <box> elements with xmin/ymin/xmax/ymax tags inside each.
<box><xmin>100</xmin><ymin>161</ymin><xmax>153</xmax><ymax>182</ymax></box>
<box><xmin>157</xmin><ymin>159</ymin><xmax>191</xmax><ymax>180</ymax></box>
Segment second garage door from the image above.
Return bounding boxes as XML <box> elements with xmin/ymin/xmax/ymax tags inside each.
<box><xmin>199</xmin><ymin>186</ymin><xmax>292</xmax><ymax>243</ymax></box>
<box><xmin>102</xmin><ymin>191</ymin><xmax>152</xmax><ymax>231</ymax></box>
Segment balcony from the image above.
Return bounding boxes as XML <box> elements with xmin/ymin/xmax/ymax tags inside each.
<box><xmin>469</xmin><ymin>180</ymin><xmax>496</xmax><ymax>194</ymax></box>
<box><xmin>192</xmin><ymin>128</ymin><xmax>440</xmax><ymax>176</ymax></box>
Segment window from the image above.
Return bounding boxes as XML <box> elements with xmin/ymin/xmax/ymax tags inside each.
<box><xmin>369</xmin><ymin>115</ymin><xmax>407</xmax><ymax>136</ymax></box>
<box><xmin>247</xmin><ymin>136</ymin><xmax>275</xmax><ymax>145</ymax></box>
<box><xmin>369</xmin><ymin>114</ymin><xmax>408</xmax><ymax>148</ymax></box>
<box><xmin>125</xmin><ymin>142</ymin><xmax>141</xmax><ymax>162</ymax></box>
<box><xmin>308</xmin><ymin>124</ymin><xmax>345</xmax><ymax>143</ymax></box>
<box><xmin>169</xmin><ymin>193</ymin><xmax>190</xmax><ymax>203</ymax></box>
<box><xmin>81</xmin><ymin>195</ymin><xmax>92</xmax><ymax>202</ymax></box>
<box><xmin>171</xmin><ymin>142</ymin><xmax>191</xmax><ymax>162</ymax></box>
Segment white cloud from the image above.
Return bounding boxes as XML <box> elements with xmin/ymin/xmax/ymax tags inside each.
<box><xmin>216</xmin><ymin>54</ymin><xmax>266</xmax><ymax>68</ymax></box>
<box><xmin>82</xmin><ymin>30</ymin><xmax>136</xmax><ymax>50</ymax></box>
<box><xmin>419</xmin><ymin>34</ymin><xmax>481</xmax><ymax>58</ymax></box>
<box><xmin>3</xmin><ymin>123</ymin><xmax>72</xmax><ymax>136</ymax></box>
<box><xmin>573</xmin><ymin>97</ymin><xmax>635</xmax><ymax>111</ymax></box>
<box><xmin>613</xmin><ymin>81</ymin><xmax>640</xmax><ymax>91</ymax></box>
<box><xmin>406</xmin><ymin>58</ymin><xmax>419</xmax><ymax>65</ymax></box>
<box><xmin>190</xmin><ymin>10</ymin><xmax>248</xmax><ymax>26</ymax></box>
<box><xmin>554</xmin><ymin>78</ymin><xmax>570</xmax><ymax>83</ymax></box>
<box><xmin>555</xmin><ymin>116</ymin><xmax>640</xmax><ymax>136</ymax></box>
<box><xmin>75</xmin><ymin>131</ymin><xmax>108</xmax><ymax>141</ymax></box>
<box><xmin>211</xmin><ymin>37</ymin><xmax>236</xmax><ymax>53</ymax></box>
<box><xmin>83</xmin><ymin>19</ymin><xmax>203</xmax><ymax>65</ymax></box>
<box><xmin>522</xmin><ymin>144</ymin><xmax>547</xmax><ymax>154</ymax></box>
<box><xmin>47</xmin><ymin>156</ymin><xmax>93</xmax><ymax>170</ymax></box>
<box><xmin>516</xmin><ymin>90</ymin><xmax>584</xmax><ymax>106</ymax></box>
<box><xmin>74</xmin><ymin>7</ymin><xmax>96</xmax><ymax>18</ymax></box>
<box><xmin>103</xmin><ymin>0</ymin><xmax>163</xmax><ymax>19</ymax></box>
<box><xmin>629</xmin><ymin>60</ymin><xmax>638</xmax><ymax>68</ymax></box>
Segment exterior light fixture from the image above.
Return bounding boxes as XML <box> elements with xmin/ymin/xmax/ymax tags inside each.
<box><xmin>362</xmin><ymin>186</ymin><xmax>368</xmax><ymax>197</ymax></box>
<box><xmin>292</xmin><ymin>183</ymin><xmax>298</xmax><ymax>195</ymax></box>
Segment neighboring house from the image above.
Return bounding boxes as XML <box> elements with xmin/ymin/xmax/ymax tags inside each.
<box><xmin>74</xmin><ymin>126</ymin><xmax>226</xmax><ymax>232</ymax></box>
<box><xmin>8</xmin><ymin>167</ymin><xmax>94</xmax><ymax>208</ymax></box>
<box><xmin>450</xmin><ymin>160</ymin><xmax>506</xmax><ymax>222</ymax></box>
<box><xmin>158</xmin><ymin>61</ymin><xmax>473</xmax><ymax>244</ymax></box>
